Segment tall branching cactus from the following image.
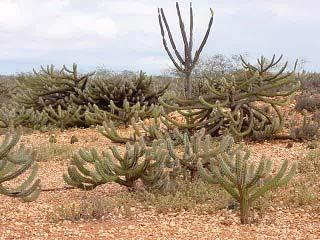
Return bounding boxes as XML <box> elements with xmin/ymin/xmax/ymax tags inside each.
<box><xmin>158</xmin><ymin>2</ymin><xmax>214</xmax><ymax>98</ymax></box>
<box><xmin>159</xmin><ymin>55</ymin><xmax>300</xmax><ymax>139</ymax></box>
<box><xmin>198</xmin><ymin>144</ymin><xmax>296</xmax><ymax>224</ymax></box>
<box><xmin>0</xmin><ymin>133</ymin><xmax>40</xmax><ymax>201</ymax></box>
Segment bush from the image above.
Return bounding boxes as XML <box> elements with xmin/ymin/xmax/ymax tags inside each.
<box><xmin>51</xmin><ymin>180</ymin><xmax>229</xmax><ymax>222</ymax></box>
<box><xmin>290</xmin><ymin>112</ymin><xmax>320</xmax><ymax>141</ymax></box>
<box><xmin>52</xmin><ymin>196</ymin><xmax>116</xmax><ymax>222</ymax></box>
<box><xmin>299</xmin><ymin>72</ymin><xmax>320</xmax><ymax>94</ymax></box>
<box><xmin>295</xmin><ymin>94</ymin><xmax>320</xmax><ymax>112</ymax></box>
<box><xmin>298</xmin><ymin>148</ymin><xmax>320</xmax><ymax>173</ymax></box>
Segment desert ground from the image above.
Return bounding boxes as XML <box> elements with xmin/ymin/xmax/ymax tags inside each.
<box><xmin>0</xmin><ymin>113</ymin><xmax>319</xmax><ymax>240</ymax></box>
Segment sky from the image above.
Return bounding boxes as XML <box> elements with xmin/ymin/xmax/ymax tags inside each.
<box><xmin>0</xmin><ymin>0</ymin><xmax>319</xmax><ymax>75</ymax></box>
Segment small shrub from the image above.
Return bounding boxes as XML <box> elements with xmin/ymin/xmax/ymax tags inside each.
<box><xmin>135</xmin><ymin>181</ymin><xmax>229</xmax><ymax>214</ymax></box>
<box><xmin>298</xmin><ymin>149</ymin><xmax>320</xmax><ymax>173</ymax></box>
<box><xmin>255</xmin><ymin>180</ymin><xmax>317</xmax><ymax>215</ymax></box>
<box><xmin>299</xmin><ymin>72</ymin><xmax>320</xmax><ymax>94</ymax></box>
<box><xmin>52</xmin><ymin>197</ymin><xmax>115</xmax><ymax>222</ymax></box>
<box><xmin>290</xmin><ymin>113</ymin><xmax>319</xmax><ymax>141</ymax></box>
<box><xmin>70</xmin><ymin>135</ymin><xmax>79</xmax><ymax>144</ymax></box>
<box><xmin>295</xmin><ymin>94</ymin><xmax>320</xmax><ymax>112</ymax></box>
<box><xmin>291</xmin><ymin>182</ymin><xmax>317</xmax><ymax>206</ymax></box>
<box><xmin>35</xmin><ymin>143</ymin><xmax>75</xmax><ymax>162</ymax></box>
<box><xmin>51</xmin><ymin>180</ymin><xmax>229</xmax><ymax>222</ymax></box>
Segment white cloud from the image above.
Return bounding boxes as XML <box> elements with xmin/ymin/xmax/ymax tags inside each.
<box><xmin>264</xmin><ymin>0</ymin><xmax>320</xmax><ymax>23</ymax></box>
<box><xmin>0</xmin><ymin>0</ymin><xmax>318</xmax><ymax>74</ymax></box>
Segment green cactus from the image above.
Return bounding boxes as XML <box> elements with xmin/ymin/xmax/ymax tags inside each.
<box><xmin>0</xmin><ymin>104</ymin><xmax>48</xmax><ymax>130</ymax></box>
<box><xmin>141</xmin><ymin>140</ymin><xmax>179</xmax><ymax>192</ymax></box>
<box><xmin>98</xmin><ymin>121</ymin><xmax>136</xmax><ymax>144</ymax></box>
<box><xmin>44</xmin><ymin>104</ymin><xmax>86</xmax><ymax>130</ymax></box>
<box><xmin>198</xmin><ymin>144</ymin><xmax>296</xmax><ymax>224</ymax></box>
<box><xmin>159</xmin><ymin>55</ymin><xmax>300</xmax><ymax>139</ymax></box>
<box><xmin>63</xmin><ymin>139</ymin><xmax>152</xmax><ymax>191</ymax></box>
<box><xmin>85</xmin><ymin>100</ymin><xmax>153</xmax><ymax>127</ymax></box>
<box><xmin>0</xmin><ymin>133</ymin><xmax>41</xmax><ymax>201</ymax></box>
<box><xmin>14</xmin><ymin>64</ymin><xmax>167</xmax><ymax>129</ymax></box>
<box><xmin>15</xmin><ymin>64</ymin><xmax>94</xmax><ymax>111</ymax></box>
<box><xmin>87</xmin><ymin>71</ymin><xmax>169</xmax><ymax>111</ymax></box>
<box><xmin>166</xmin><ymin>129</ymin><xmax>234</xmax><ymax>180</ymax></box>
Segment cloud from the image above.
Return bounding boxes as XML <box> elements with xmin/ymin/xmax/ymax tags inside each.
<box><xmin>0</xmin><ymin>0</ymin><xmax>318</xmax><ymax>74</ymax></box>
<box><xmin>264</xmin><ymin>0</ymin><xmax>320</xmax><ymax>23</ymax></box>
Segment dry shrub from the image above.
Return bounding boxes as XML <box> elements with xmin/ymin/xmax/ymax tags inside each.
<box><xmin>35</xmin><ymin>143</ymin><xmax>76</xmax><ymax>162</ymax></box>
<box><xmin>295</xmin><ymin>94</ymin><xmax>320</xmax><ymax>112</ymax></box>
<box><xmin>298</xmin><ymin>148</ymin><xmax>320</xmax><ymax>174</ymax></box>
<box><xmin>290</xmin><ymin>114</ymin><xmax>320</xmax><ymax>141</ymax></box>
<box><xmin>51</xmin><ymin>197</ymin><xmax>115</xmax><ymax>222</ymax></box>
<box><xmin>135</xmin><ymin>181</ymin><xmax>229</xmax><ymax>214</ymax></box>
<box><xmin>50</xmin><ymin>181</ymin><xmax>230</xmax><ymax>222</ymax></box>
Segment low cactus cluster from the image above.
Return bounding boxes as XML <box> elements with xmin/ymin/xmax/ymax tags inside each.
<box><xmin>0</xmin><ymin>133</ymin><xmax>41</xmax><ymax>201</ymax></box>
<box><xmin>0</xmin><ymin>66</ymin><xmax>168</xmax><ymax>130</ymax></box>
<box><xmin>63</xmin><ymin>125</ymin><xmax>296</xmax><ymax>224</ymax></box>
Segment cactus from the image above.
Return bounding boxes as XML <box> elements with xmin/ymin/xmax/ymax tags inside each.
<box><xmin>159</xmin><ymin>55</ymin><xmax>300</xmax><ymax>139</ymax></box>
<box><xmin>0</xmin><ymin>133</ymin><xmax>41</xmax><ymax>201</ymax></box>
<box><xmin>290</xmin><ymin>111</ymin><xmax>319</xmax><ymax>141</ymax></box>
<box><xmin>97</xmin><ymin>115</ymin><xmax>189</xmax><ymax>147</ymax></box>
<box><xmin>141</xmin><ymin>140</ymin><xmax>179</xmax><ymax>192</ymax></box>
<box><xmin>166</xmin><ymin>129</ymin><xmax>234</xmax><ymax>180</ymax></box>
<box><xmin>14</xmin><ymin>65</ymin><xmax>167</xmax><ymax>128</ymax></box>
<box><xmin>0</xmin><ymin>105</ymin><xmax>48</xmax><ymax>130</ymax></box>
<box><xmin>158</xmin><ymin>2</ymin><xmax>214</xmax><ymax>97</ymax></box>
<box><xmin>63</xmin><ymin>139</ymin><xmax>153</xmax><ymax>191</ymax></box>
<box><xmin>87</xmin><ymin>71</ymin><xmax>169</xmax><ymax>110</ymax></box>
<box><xmin>85</xmin><ymin>101</ymin><xmax>154</xmax><ymax>127</ymax></box>
<box><xmin>15</xmin><ymin>64</ymin><xmax>94</xmax><ymax>110</ymax></box>
<box><xmin>44</xmin><ymin>104</ymin><xmax>86</xmax><ymax>130</ymax></box>
<box><xmin>198</xmin><ymin>144</ymin><xmax>296</xmax><ymax>224</ymax></box>
<box><xmin>49</xmin><ymin>135</ymin><xmax>57</xmax><ymax>144</ymax></box>
<box><xmin>70</xmin><ymin>135</ymin><xmax>79</xmax><ymax>144</ymax></box>
<box><xmin>98</xmin><ymin>121</ymin><xmax>137</xmax><ymax>144</ymax></box>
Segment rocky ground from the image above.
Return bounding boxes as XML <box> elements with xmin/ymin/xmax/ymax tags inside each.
<box><xmin>0</xmin><ymin>123</ymin><xmax>319</xmax><ymax>239</ymax></box>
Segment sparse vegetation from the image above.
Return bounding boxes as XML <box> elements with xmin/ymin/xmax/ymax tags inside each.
<box><xmin>35</xmin><ymin>143</ymin><xmax>76</xmax><ymax>162</ymax></box>
<box><xmin>51</xmin><ymin>181</ymin><xmax>229</xmax><ymax>222</ymax></box>
<box><xmin>0</xmin><ymin>1</ymin><xmax>319</xmax><ymax>238</ymax></box>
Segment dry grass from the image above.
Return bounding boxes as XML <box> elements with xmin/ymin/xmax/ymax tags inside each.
<box><xmin>50</xmin><ymin>181</ymin><xmax>230</xmax><ymax>222</ymax></box>
<box><xmin>35</xmin><ymin>143</ymin><xmax>76</xmax><ymax>162</ymax></box>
